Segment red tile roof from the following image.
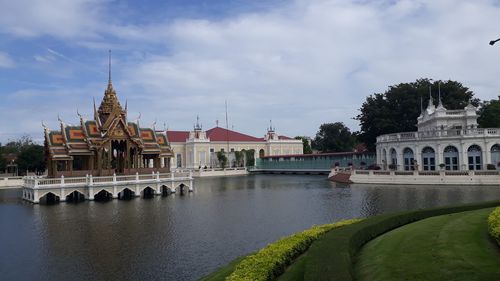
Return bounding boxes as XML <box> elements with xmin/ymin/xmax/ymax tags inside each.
<box><xmin>167</xmin><ymin>127</ymin><xmax>266</xmax><ymax>142</ymax></box>
<box><xmin>167</xmin><ymin>127</ymin><xmax>295</xmax><ymax>143</ymax></box>
<box><xmin>167</xmin><ymin>131</ymin><xmax>190</xmax><ymax>142</ymax></box>
<box><xmin>206</xmin><ymin>127</ymin><xmax>264</xmax><ymax>142</ymax></box>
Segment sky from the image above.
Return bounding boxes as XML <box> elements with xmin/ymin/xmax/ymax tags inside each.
<box><xmin>2</xmin><ymin>0</ymin><xmax>500</xmax><ymax>144</ymax></box>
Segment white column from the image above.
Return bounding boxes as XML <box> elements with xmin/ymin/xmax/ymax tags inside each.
<box><xmin>460</xmin><ymin>142</ymin><xmax>467</xmax><ymax>170</ymax></box>
<box><xmin>60</xmin><ymin>188</ymin><xmax>66</xmax><ymax>202</ymax></box>
<box><xmin>484</xmin><ymin>141</ymin><xmax>491</xmax><ymax>166</ymax></box>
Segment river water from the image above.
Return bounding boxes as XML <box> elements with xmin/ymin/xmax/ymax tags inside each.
<box><xmin>1</xmin><ymin>174</ymin><xmax>500</xmax><ymax>281</ymax></box>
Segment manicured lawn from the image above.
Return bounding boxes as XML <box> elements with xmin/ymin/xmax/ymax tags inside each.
<box><xmin>355</xmin><ymin>208</ymin><xmax>500</xmax><ymax>281</ymax></box>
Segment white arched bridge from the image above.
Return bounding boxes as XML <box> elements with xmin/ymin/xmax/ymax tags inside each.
<box><xmin>22</xmin><ymin>171</ymin><xmax>194</xmax><ymax>204</ymax></box>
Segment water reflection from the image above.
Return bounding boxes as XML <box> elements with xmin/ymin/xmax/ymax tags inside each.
<box><xmin>1</xmin><ymin>175</ymin><xmax>500</xmax><ymax>280</ymax></box>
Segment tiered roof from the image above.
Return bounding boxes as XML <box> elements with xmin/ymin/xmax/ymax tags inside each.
<box><xmin>44</xmin><ymin>68</ymin><xmax>172</xmax><ymax>159</ymax></box>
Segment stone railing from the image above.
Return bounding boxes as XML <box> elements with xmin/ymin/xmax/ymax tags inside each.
<box><xmin>353</xmin><ymin>170</ymin><xmax>500</xmax><ymax>177</ymax></box>
<box><xmin>23</xmin><ymin>171</ymin><xmax>192</xmax><ymax>189</ymax></box>
<box><xmin>377</xmin><ymin>128</ymin><xmax>500</xmax><ymax>143</ymax></box>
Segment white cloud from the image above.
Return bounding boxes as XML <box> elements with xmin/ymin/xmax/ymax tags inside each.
<box><xmin>115</xmin><ymin>0</ymin><xmax>500</xmax><ymax>138</ymax></box>
<box><xmin>0</xmin><ymin>0</ymin><xmax>105</xmax><ymax>38</ymax></box>
<box><xmin>0</xmin><ymin>52</ymin><xmax>15</xmax><ymax>68</ymax></box>
<box><xmin>4</xmin><ymin>0</ymin><xmax>500</xmax><ymax>142</ymax></box>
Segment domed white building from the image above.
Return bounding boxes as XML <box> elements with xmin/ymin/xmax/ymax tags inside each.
<box><xmin>376</xmin><ymin>96</ymin><xmax>500</xmax><ymax>171</ymax></box>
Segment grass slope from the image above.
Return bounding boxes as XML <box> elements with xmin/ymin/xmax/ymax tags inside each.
<box><xmin>355</xmin><ymin>208</ymin><xmax>500</xmax><ymax>281</ymax></box>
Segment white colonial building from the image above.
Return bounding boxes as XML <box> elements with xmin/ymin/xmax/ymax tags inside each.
<box><xmin>376</xmin><ymin>96</ymin><xmax>500</xmax><ymax>171</ymax></box>
<box><xmin>166</xmin><ymin>120</ymin><xmax>303</xmax><ymax>169</ymax></box>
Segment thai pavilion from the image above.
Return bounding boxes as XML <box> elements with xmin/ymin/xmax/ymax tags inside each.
<box><xmin>43</xmin><ymin>70</ymin><xmax>172</xmax><ymax>178</ymax></box>
<box><xmin>376</xmin><ymin>94</ymin><xmax>500</xmax><ymax>171</ymax></box>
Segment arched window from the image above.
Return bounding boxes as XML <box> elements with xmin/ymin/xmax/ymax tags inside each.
<box><xmin>444</xmin><ymin>146</ymin><xmax>459</xmax><ymax>170</ymax></box>
<box><xmin>259</xmin><ymin>149</ymin><xmax>265</xmax><ymax>158</ymax></box>
<box><xmin>467</xmin><ymin>145</ymin><xmax>482</xmax><ymax>170</ymax></box>
<box><xmin>390</xmin><ymin>148</ymin><xmax>397</xmax><ymax>169</ymax></box>
<box><xmin>421</xmin><ymin>147</ymin><xmax>435</xmax><ymax>171</ymax></box>
<box><xmin>403</xmin><ymin>148</ymin><xmax>414</xmax><ymax>171</ymax></box>
<box><xmin>491</xmin><ymin>144</ymin><xmax>500</xmax><ymax>170</ymax></box>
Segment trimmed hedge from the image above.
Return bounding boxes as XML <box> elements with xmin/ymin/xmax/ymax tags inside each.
<box><xmin>226</xmin><ymin>219</ymin><xmax>362</xmax><ymax>281</ymax></box>
<box><xmin>303</xmin><ymin>199</ymin><xmax>500</xmax><ymax>281</ymax></box>
<box><xmin>488</xmin><ymin>207</ymin><xmax>500</xmax><ymax>246</ymax></box>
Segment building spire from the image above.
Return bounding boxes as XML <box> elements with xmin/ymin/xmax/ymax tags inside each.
<box><xmin>108</xmin><ymin>50</ymin><xmax>112</xmax><ymax>87</ymax></box>
<box><xmin>194</xmin><ymin>114</ymin><xmax>202</xmax><ymax>130</ymax></box>
<box><xmin>437</xmin><ymin>81</ymin><xmax>444</xmax><ymax>108</ymax></box>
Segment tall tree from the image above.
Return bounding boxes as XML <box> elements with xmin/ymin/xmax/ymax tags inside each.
<box><xmin>355</xmin><ymin>79</ymin><xmax>479</xmax><ymax>151</ymax></box>
<box><xmin>312</xmin><ymin>122</ymin><xmax>355</xmax><ymax>152</ymax></box>
<box><xmin>0</xmin><ymin>144</ymin><xmax>5</xmax><ymax>172</ymax></box>
<box><xmin>16</xmin><ymin>145</ymin><xmax>46</xmax><ymax>174</ymax></box>
<box><xmin>294</xmin><ymin>136</ymin><xmax>312</xmax><ymax>154</ymax></box>
<box><xmin>478</xmin><ymin>97</ymin><xmax>500</xmax><ymax>128</ymax></box>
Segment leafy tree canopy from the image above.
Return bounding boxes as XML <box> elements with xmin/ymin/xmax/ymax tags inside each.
<box><xmin>294</xmin><ymin>136</ymin><xmax>312</xmax><ymax>154</ymax></box>
<box><xmin>17</xmin><ymin>144</ymin><xmax>46</xmax><ymax>174</ymax></box>
<box><xmin>312</xmin><ymin>122</ymin><xmax>355</xmax><ymax>153</ymax></box>
<box><xmin>355</xmin><ymin>79</ymin><xmax>479</xmax><ymax>151</ymax></box>
<box><xmin>478</xmin><ymin>96</ymin><xmax>500</xmax><ymax>128</ymax></box>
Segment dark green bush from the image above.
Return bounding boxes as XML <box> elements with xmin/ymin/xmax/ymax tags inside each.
<box><xmin>226</xmin><ymin>219</ymin><xmax>362</xmax><ymax>281</ymax></box>
<box><xmin>303</xmin><ymin>199</ymin><xmax>500</xmax><ymax>281</ymax></box>
<box><xmin>488</xmin><ymin>207</ymin><xmax>500</xmax><ymax>246</ymax></box>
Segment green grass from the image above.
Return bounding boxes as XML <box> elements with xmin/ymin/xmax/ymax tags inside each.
<box><xmin>355</xmin><ymin>208</ymin><xmax>500</xmax><ymax>281</ymax></box>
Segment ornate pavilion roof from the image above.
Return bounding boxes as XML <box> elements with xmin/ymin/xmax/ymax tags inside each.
<box><xmin>44</xmin><ymin>70</ymin><xmax>172</xmax><ymax>159</ymax></box>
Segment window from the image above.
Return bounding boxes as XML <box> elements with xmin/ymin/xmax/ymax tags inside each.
<box><xmin>444</xmin><ymin>146</ymin><xmax>459</xmax><ymax>170</ymax></box>
<box><xmin>421</xmin><ymin>147</ymin><xmax>435</xmax><ymax>171</ymax></box>
<box><xmin>403</xmin><ymin>148</ymin><xmax>414</xmax><ymax>171</ymax></box>
<box><xmin>467</xmin><ymin>145</ymin><xmax>482</xmax><ymax>170</ymax></box>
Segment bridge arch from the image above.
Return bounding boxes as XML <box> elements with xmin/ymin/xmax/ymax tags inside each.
<box><xmin>141</xmin><ymin>186</ymin><xmax>155</xmax><ymax>198</ymax></box>
<box><xmin>161</xmin><ymin>184</ymin><xmax>170</xmax><ymax>196</ymax></box>
<box><xmin>39</xmin><ymin>191</ymin><xmax>60</xmax><ymax>204</ymax></box>
<box><xmin>65</xmin><ymin>190</ymin><xmax>85</xmax><ymax>203</ymax></box>
<box><xmin>94</xmin><ymin>189</ymin><xmax>113</xmax><ymax>201</ymax></box>
<box><xmin>118</xmin><ymin>187</ymin><xmax>136</xmax><ymax>200</ymax></box>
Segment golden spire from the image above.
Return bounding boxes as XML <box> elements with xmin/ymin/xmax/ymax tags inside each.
<box><xmin>108</xmin><ymin>49</ymin><xmax>112</xmax><ymax>88</ymax></box>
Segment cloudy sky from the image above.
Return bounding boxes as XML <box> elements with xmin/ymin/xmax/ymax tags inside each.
<box><xmin>1</xmin><ymin>0</ymin><xmax>500</xmax><ymax>143</ymax></box>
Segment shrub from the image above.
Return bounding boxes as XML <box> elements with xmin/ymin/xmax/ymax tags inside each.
<box><xmin>226</xmin><ymin>219</ymin><xmax>362</xmax><ymax>281</ymax></box>
<box><xmin>367</xmin><ymin>164</ymin><xmax>380</xmax><ymax>170</ymax></box>
<box><xmin>488</xmin><ymin>207</ymin><xmax>500</xmax><ymax>246</ymax></box>
<box><xmin>487</xmin><ymin>164</ymin><xmax>497</xmax><ymax>170</ymax></box>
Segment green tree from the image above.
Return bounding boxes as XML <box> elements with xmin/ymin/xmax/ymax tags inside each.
<box><xmin>294</xmin><ymin>136</ymin><xmax>312</xmax><ymax>154</ymax></box>
<box><xmin>234</xmin><ymin>151</ymin><xmax>244</xmax><ymax>167</ymax></box>
<box><xmin>312</xmin><ymin>122</ymin><xmax>355</xmax><ymax>152</ymax></box>
<box><xmin>355</xmin><ymin>79</ymin><xmax>479</xmax><ymax>151</ymax></box>
<box><xmin>478</xmin><ymin>97</ymin><xmax>500</xmax><ymax>128</ymax></box>
<box><xmin>0</xmin><ymin>144</ymin><xmax>6</xmax><ymax>172</ymax></box>
<box><xmin>244</xmin><ymin>149</ymin><xmax>255</xmax><ymax>166</ymax></box>
<box><xmin>17</xmin><ymin>144</ymin><xmax>46</xmax><ymax>174</ymax></box>
<box><xmin>216</xmin><ymin>151</ymin><xmax>228</xmax><ymax>168</ymax></box>
<box><xmin>3</xmin><ymin>135</ymin><xmax>34</xmax><ymax>155</ymax></box>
